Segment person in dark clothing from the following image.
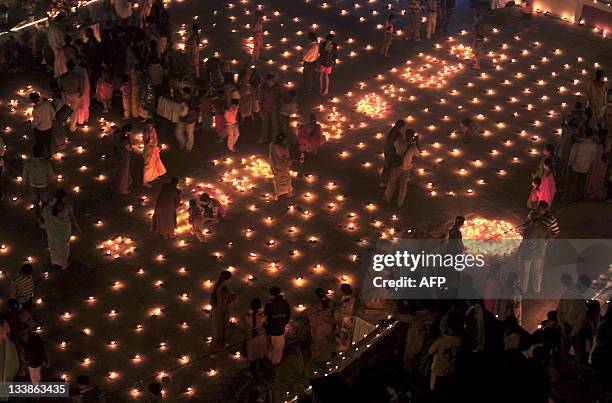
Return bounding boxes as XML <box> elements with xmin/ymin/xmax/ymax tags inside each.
<box><xmin>264</xmin><ymin>287</ymin><xmax>291</xmax><ymax>365</ymax></box>
<box><xmin>446</xmin><ymin>216</ymin><xmax>465</xmax><ymax>255</ymax></box>
<box><xmin>74</xmin><ymin>375</ymin><xmax>101</xmax><ymax>402</ymax></box>
<box><xmin>380</xmin><ymin>119</ymin><xmax>405</xmax><ymax>187</ymax></box>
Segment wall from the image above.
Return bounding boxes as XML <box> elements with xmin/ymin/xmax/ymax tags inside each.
<box><xmin>533</xmin><ymin>0</ymin><xmax>582</xmax><ymax>21</ymax></box>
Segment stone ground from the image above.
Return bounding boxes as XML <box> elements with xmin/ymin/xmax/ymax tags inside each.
<box><xmin>0</xmin><ymin>0</ymin><xmax>611</xmax><ymax>401</ymax></box>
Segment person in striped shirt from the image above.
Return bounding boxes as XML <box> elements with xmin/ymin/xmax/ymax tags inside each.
<box><xmin>9</xmin><ymin>264</ymin><xmax>35</xmax><ymax>309</ymax></box>
<box><xmin>535</xmin><ymin>201</ymin><xmax>560</xmax><ymax>239</ymax></box>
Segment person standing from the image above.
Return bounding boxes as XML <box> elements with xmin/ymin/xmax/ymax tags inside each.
<box><xmin>517</xmin><ymin>214</ymin><xmax>551</xmax><ymax>294</ymax></box>
<box><xmin>318</xmin><ymin>34</ymin><xmax>337</xmax><ymax>96</ymax></box>
<box><xmin>471</xmin><ymin>15</ymin><xmax>485</xmax><ymax>70</ymax></box>
<box><xmin>279</xmin><ymin>89</ymin><xmax>298</xmax><ymax>136</ymax></box>
<box><xmin>0</xmin><ymin>320</ymin><xmax>19</xmax><ymax>385</ymax></box>
<box><xmin>264</xmin><ymin>287</ymin><xmax>291</xmax><ymax>366</ymax></box>
<box><xmin>187</xmin><ymin>23</ymin><xmax>201</xmax><ymax>78</ymax></box>
<box><xmin>383</xmin><ymin>129</ymin><xmax>419</xmax><ymax>207</ymax></box>
<box><xmin>585</xmin><ymin>130</ymin><xmax>609</xmax><ymax>199</ymax></box>
<box><xmin>334</xmin><ymin>284</ymin><xmax>356</xmax><ymax>353</ymax></box>
<box><xmin>586</xmin><ymin>70</ymin><xmax>608</xmax><ymax>122</ymax></box>
<box><xmin>567</xmin><ymin>129</ymin><xmax>598</xmax><ymax>202</ymax></box>
<box><xmin>59</xmin><ymin>60</ymin><xmax>83</xmax><ymax>133</ymax></box>
<box><xmin>22</xmin><ymin>145</ymin><xmax>56</xmax><ymax>223</ymax></box>
<box><xmin>446</xmin><ymin>216</ymin><xmax>465</xmax><ymax>255</ymax></box>
<box><xmin>142</xmin><ymin>120</ymin><xmax>166</xmax><ymax>187</ymax></box>
<box><xmin>29</xmin><ymin>92</ymin><xmax>56</xmax><ymax>158</ymax></box>
<box><xmin>309</xmin><ymin>288</ymin><xmax>334</xmax><ymax>361</ymax></box>
<box><xmin>258</xmin><ymin>74</ymin><xmax>281</xmax><ymax>143</ymax></box>
<box><xmin>297</xmin><ymin>114</ymin><xmax>324</xmax><ymax>157</ymax></box>
<box><xmin>24</xmin><ymin>332</ymin><xmax>47</xmax><ymax>384</ymax></box>
<box><xmin>77</xmin><ymin>57</ymin><xmax>91</xmax><ymax>126</ymax></box>
<box><xmin>426</xmin><ymin>0</ymin><xmax>438</xmax><ymax>40</ymax></box>
<box><xmin>269</xmin><ymin>133</ymin><xmax>295</xmax><ymax>200</ymax></box>
<box><xmin>245</xmin><ymin>298</ymin><xmax>268</xmax><ymax>376</ymax></box>
<box><xmin>41</xmin><ymin>189</ymin><xmax>81</xmax><ymax>269</ymax></box>
<box><xmin>406</xmin><ymin>0</ymin><xmax>422</xmax><ymax>42</ymax></box>
<box><xmin>47</xmin><ymin>14</ymin><xmax>67</xmax><ymax>78</ymax></box>
<box><xmin>527</xmin><ymin>177</ymin><xmax>541</xmax><ymax>210</ymax></box>
<box><xmin>210</xmin><ymin>270</ymin><xmax>233</xmax><ymax>350</ymax></box>
<box><xmin>9</xmin><ymin>264</ymin><xmax>35</xmax><ymax>309</ymax></box>
<box><xmin>224</xmin><ymin>99</ymin><xmax>240</xmax><ymax>152</ymax></box>
<box><xmin>252</xmin><ymin>11</ymin><xmax>264</xmax><ymax>63</ymax></box>
<box><xmin>0</xmin><ymin>134</ymin><xmax>4</xmax><ymax>200</ymax></box>
<box><xmin>380</xmin><ymin>14</ymin><xmax>395</xmax><ymax>58</ymax></box>
<box><xmin>557</xmin><ymin>275</ymin><xmax>589</xmax><ymax>364</ymax></box>
<box><xmin>175</xmin><ymin>87</ymin><xmax>199</xmax><ymax>152</ymax></box>
<box><xmin>380</xmin><ymin>119</ymin><xmax>405</xmax><ymax>187</ymax></box>
<box><xmin>301</xmin><ymin>32</ymin><xmax>319</xmax><ymax>95</ymax></box>
<box><xmin>438</xmin><ymin>0</ymin><xmax>455</xmax><ymax>32</ymax></box>
<box><xmin>110</xmin><ymin>125</ymin><xmax>133</xmax><ymax>195</ymax></box>
<box><xmin>238</xmin><ymin>68</ymin><xmax>257</xmax><ymax>124</ymax></box>
<box><xmin>538</xmin><ymin>159</ymin><xmax>556</xmax><ymax>208</ymax></box>
<box><xmin>532</xmin><ymin>144</ymin><xmax>555</xmax><ymax>179</ymax></box>
<box><xmin>427</xmin><ymin>313</ymin><xmax>463</xmax><ymax>396</ymax></box>
<box><xmin>151</xmin><ymin>177</ymin><xmax>181</xmax><ymax>239</ymax></box>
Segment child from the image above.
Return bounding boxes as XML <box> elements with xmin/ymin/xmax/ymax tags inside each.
<box><xmin>527</xmin><ymin>176</ymin><xmax>541</xmax><ymax>210</ymax></box>
<box><xmin>279</xmin><ymin>89</ymin><xmax>298</xmax><ymax>136</ymax></box>
<box><xmin>120</xmin><ymin>74</ymin><xmax>131</xmax><ymax>120</ymax></box>
<box><xmin>213</xmin><ymin>90</ymin><xmax>226</xmax><ymax>143</ymax></box>
<box><xmin>200</xmin><ymin>193</ymin><xmax>225</xmax><ymax>224</ymax></box>
<box><xmin>319</xmin><ymin>34</ymin><xmax>337</xmax><ymax>96</ymax></box>
<box><xmin>188</xmin><ymin>198</ymin><xmax>205</xmax><ymax>242</ymax></box>
<box><xmin>96</xmin><ymin>67</ymin><xmax>113</xmax><ymax>113</ymax></box>
<box><xmin>380</xmin><ymin>14</ymin><xmax>395</xmax><ymax>58</ymax></box>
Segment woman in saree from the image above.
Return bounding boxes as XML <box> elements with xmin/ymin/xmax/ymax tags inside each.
<box><xmin>111</xmin><ymin>124</ymin><xmax>133</xmax><ymax>195</ymax></box>
<box><xmin>142</xmin><ymin>119</ymin><xmax>166</xmax><ymax>187</ymax></box>
<box><xmin>586</xmin><ymin>69</ymin><xmax>608</xmax><ymax>122</ymax></box>
<box><xmin>309</xmin><ymin>288</ymin><xmax>334</xmax><ymax>361</ymax></box>
<box><xmin>269</xmin><ymin>133</ymin><xmax>295</xmax><ymax>200</ymax></box>
<box><xmin>77</xmin><ymin>57</ymin><xmax>91</xmax><ymax>125</ymax></box>
<box><xmin>251</xmin><ymin>12</ymin><xmax>264</xmax><ymax>64</ymax></box>
<box><xmin>41</xmin><ymin>189</ymin><xmax>81</xmax><ymax>269</ymax></box>
<box><xmin>297</xmin><ymin>114</ymin><xmax>324</xmax><ymax>156</ymax></box>
<box><xmin>151</xmin><ymin>177</ymin><xmax>181</xmax><ymax>239</ymax></box>
<box><xmin>585</xmin><ymin>130</ymin><xmax>609</xmax><ymax>199</ymax></box>
<box><xmin>210</xmin><ymin>270</ymin><xmax>233</xmax><ymax>350</ymax></box>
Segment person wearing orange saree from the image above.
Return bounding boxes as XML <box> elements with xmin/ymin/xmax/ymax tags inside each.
<box><xmin>142</xmin><ymin>119</ymin><xmax>166</xmax><ymax>187</ymax></box>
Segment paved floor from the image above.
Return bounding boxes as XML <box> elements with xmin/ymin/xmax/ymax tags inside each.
<box><xmin>0</xmin><ymin>0</ymin><xmax>611</xmax><ymax>401</ymax></box>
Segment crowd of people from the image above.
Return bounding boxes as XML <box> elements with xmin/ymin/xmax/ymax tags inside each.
<box><xmin>0</xmin><ymin>0</ymin><xmax>611</xmax><ymax>401</ymax></box>
<box><xmin>389</xmin><ymin>293</ymin><xmax>612</xmax><ymax>402</ymax></box>
<box><xmin>207</xmin><ymin>269</ymin><xmax>360</xmax><ymax>376</ymax></box>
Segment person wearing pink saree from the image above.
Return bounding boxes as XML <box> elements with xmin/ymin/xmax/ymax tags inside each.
<box><xmin>537</xmin><ymin>158</ymin><xmax>556</xmax><ymax>208</ymax></box>
<box><xmin>298</xmin><ymin>115</ymin><xmax>324</xmax><ymax>157</ymax></box>
<box><xmin>142</xmin><ymin>120</ymin><xmax>167</xmax><ymax>187</ymax></box>
<box><xmin>77</xmin><ymin>58</ymin><xmax>90</xmax><ymax>125</ymax></box>
<box><xmin>585</xmin><ymin>132</ymin><xmax>609</xmax><ymax>199</ymax></box>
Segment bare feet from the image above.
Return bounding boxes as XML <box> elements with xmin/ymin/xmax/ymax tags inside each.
<box><xmin>143</xmin><ymin>182</ymin><xmax>152</xmax><ymax>188</ymax></box>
